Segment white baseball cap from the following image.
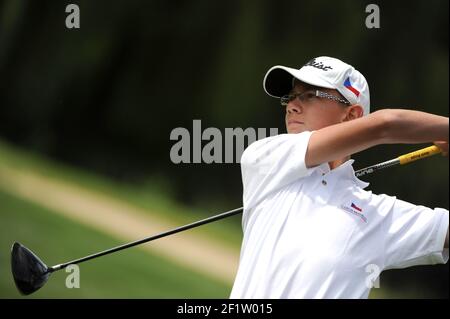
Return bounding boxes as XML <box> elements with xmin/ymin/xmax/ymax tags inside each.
<box><xmin>263</xmin><ymin>56</ymin><xmax>370</xmax><ymax>115</ymax></box>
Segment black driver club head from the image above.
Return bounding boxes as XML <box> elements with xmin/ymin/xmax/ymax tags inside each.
<box><xmin>11</xmin><ymin>242</ymin><xmax>52</xmax><ymax>295</ymax></box>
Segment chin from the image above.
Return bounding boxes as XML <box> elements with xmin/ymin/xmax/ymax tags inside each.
<box><xmin>287</xmin><ymin>128</ymin><xmax>305</xmax><ymax>134</ymax></box>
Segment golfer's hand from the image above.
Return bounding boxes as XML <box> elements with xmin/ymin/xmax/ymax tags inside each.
<box><xmin>434</xmin><ymin>141</ymin><xmax>448</xmax><ymax>157</ymax></box>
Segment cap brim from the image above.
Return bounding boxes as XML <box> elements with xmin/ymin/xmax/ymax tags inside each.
<box><xmin>263</xmin><ymin>65</ymin><xmax>335</xmax><ymax>98</ymax></box>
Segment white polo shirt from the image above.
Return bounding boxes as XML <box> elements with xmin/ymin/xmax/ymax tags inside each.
<box><xmin>230</xmin><ymin>132</ymin><xmax>449</xmax><ymax>299</ymax></box>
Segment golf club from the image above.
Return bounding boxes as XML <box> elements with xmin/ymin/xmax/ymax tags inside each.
<box><xmin>11</xmin><ymin>145</ymin><xmax>442</xmax><ymax>295</ymax></box>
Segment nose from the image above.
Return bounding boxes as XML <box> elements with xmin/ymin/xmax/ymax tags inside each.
<box><xmin>286</xmin><ymin>101</ymin><xmax>302</xmax><ymax>114</ymax></box>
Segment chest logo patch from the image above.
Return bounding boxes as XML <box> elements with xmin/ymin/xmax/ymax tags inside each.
<box><xmin>341</xmin><ymin>202</ymin><xmax>367</xmax><ymax>223</ymax></box>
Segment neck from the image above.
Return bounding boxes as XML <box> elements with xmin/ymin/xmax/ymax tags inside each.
<box><xmin>328</xmin><ymin>156</ymin><xmax>351</xmax><ymax>170</ymax></box>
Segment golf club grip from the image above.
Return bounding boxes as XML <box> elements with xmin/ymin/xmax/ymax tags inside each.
<box><xmin>398</xmin><ymin>145</ymin><xmax>441</xmax><ymax>165</ymax></box>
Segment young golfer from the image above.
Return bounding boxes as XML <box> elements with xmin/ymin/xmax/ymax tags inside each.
<box><xmin>230</xmin><ymin>56</ymin><xmax>449</xmax><ymax>298</ymax></box>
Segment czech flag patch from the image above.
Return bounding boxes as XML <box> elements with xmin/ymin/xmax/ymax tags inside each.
<box><xmin>351</xmin><ymin>202</ymin><xmax>362</xmax><ymax>212</ymax></box>
<box><xmin>344</xmin><ymin>77</ymin><xmax>360</xmax><ymax>97</ymax></box>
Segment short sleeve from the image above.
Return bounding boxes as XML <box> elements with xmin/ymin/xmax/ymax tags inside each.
<box><xmin>240</xmin><ymin>132</ymin><xmax>315</xmax><ymax>209</ymax></box>
<box><xmin>383</xmin><ymin>198</ymin><xmax>449</xmax><ymax>270</ymax></box>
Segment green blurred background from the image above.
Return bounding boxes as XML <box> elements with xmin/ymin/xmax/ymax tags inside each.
<box><xmin>0</xmin><ymin>0</ymin><xmax>448</xmax><ymax>298</ymax></box>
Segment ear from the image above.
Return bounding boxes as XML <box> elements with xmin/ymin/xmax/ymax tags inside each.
<box><xmin>342</xmin><ymin>105</ymin><xmax>364</xmax><ymax>122</ymax></box>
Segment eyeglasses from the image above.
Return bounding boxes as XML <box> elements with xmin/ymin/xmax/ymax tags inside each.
<box><xmin>280</xmin><ymin>90</ymin><xmax>351</xmax><ymax>107</ymax></box>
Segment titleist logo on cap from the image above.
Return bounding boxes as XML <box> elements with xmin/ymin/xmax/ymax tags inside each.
<box><xmin>304</xmin><ymin>58</ymin><xmax>333</xmax><ymax>71</ymax></box>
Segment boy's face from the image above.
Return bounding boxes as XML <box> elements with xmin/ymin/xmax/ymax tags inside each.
<box><xmin>285</xmin><ymin>80</ymin><xmax>350</xmax><ymax>134</ymax></box>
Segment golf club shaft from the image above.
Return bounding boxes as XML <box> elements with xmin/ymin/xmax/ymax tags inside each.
<box><xmin>50</xmin><ymin>145</ymin><xmax>441</xmax><ymax>272</ymax></box>
<box><xmin>50</xmin><ymin>206</ymin><xmax>244</xmax><ymax>271</ymax></box>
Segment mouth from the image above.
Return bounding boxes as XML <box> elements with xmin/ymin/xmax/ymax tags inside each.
<box><xmin>287</xmin><ymin>120</ymin><xmax>304</xmax><ymax>125</ymax></box>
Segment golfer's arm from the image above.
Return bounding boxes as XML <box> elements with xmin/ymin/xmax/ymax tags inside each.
<box><xmin>305</xmin><ymin>109</ymin><xmax>449</xmax><ymax>168</ymax></box>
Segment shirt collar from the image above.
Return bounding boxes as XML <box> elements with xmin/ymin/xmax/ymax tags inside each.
<box><xmin>317</xmin><ymin>159</ymin><xmax>370</xmax><ymax>189</ymax></box>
